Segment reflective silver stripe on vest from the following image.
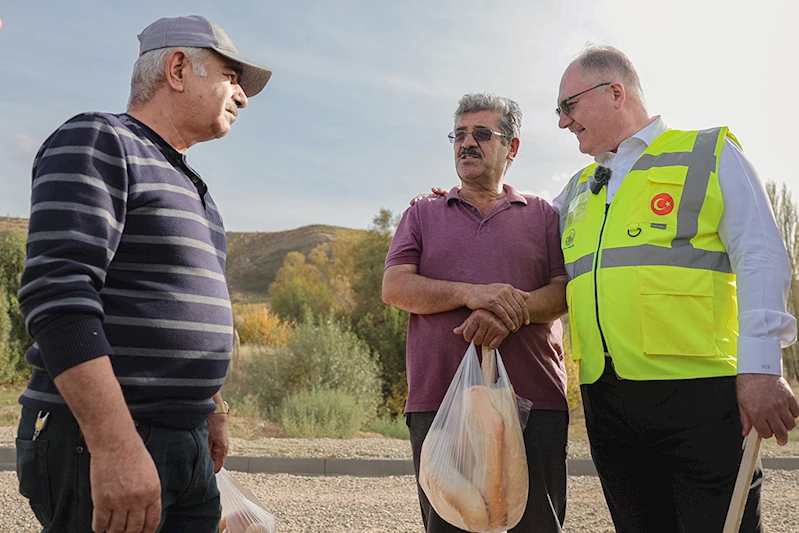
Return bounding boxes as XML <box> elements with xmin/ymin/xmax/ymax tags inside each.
<box><xmin>601</xmin><ymin>244</ymin><xmax>732</xmax><ymax>273</ymax></box>
<box><xmin>565</xmin><ymin>252</ymin><xmax>595</xmax><ymax>280</ymax></box>
<box><xmin>630</xmin><ymin>128</ymin><xmax>722</xmax><ymax>249</ymax></box>
<box><xmin>559</xmin><ymin>170</ymin><xmax>591</xmax><ymax>235</ymax></box>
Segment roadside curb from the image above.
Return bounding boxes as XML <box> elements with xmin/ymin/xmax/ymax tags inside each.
<box><xmin>0</xmin><ymin>448</ymin><xmax>796</xmax><ymax>477</ymax></box>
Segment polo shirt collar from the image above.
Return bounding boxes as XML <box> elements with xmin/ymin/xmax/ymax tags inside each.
<box><xmin>446</xmin><ymin>183</ymin><xmax>528</xmax><ymax>205</ymax></box>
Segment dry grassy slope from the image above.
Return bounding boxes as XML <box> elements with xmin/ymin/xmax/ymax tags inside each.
<box><xmin>0</xmin><ymin>217</ymin><xmax>28</xmax><ymax>239</ymax></box>
<box><xmin>0</xmin><ymin>218</ymin><xmax>363</xmax><ymax>304</ymax></box>
<box><xmin>226</xmin><ymin>225</ymin><xmax>365</xmax><ymax>303</ymax></box>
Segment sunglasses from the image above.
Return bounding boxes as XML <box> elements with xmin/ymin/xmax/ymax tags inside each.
<box><xmin>555</xmin><ymin>82</ymin><xmax>611</xmax><ymax>117</ymax></box>
<box><xmin>447</xmin><ymin>127</ymin><xmax>506</xmax><ymax>144</ymax></box>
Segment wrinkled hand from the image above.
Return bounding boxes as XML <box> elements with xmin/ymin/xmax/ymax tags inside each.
<box><xmin>737</xmin><ymin>373</ymin><xmax>799</xmax><ymax>445</ymax></box>
<box><xmin>207</xmin><ymin>414</ymin><xmax>230</xmax><ymax>473</ymax></box>
<box><xmin>410</xmin><ymin>187</ymin><xmax>449</xmax><ymax>206</ymax></box>
<box><xmin>464</xmin><ymin>283</ymin><xmax>530</xmax><ymax>331</ymax></box>
<box><xmin>454</xmin><ymin>309</ymin><xmax>511</xmax><ymax>350</ymax></box>
<box><xmin>91</xmin><ymin>439</ymin><xmax>161</xmax><ymax>533</ymax></box>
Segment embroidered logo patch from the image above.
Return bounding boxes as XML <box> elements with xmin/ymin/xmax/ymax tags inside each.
<box><xmin>651</xmin><ymin>193</ymin><xmax>674</xmax><ymax>216</ymax></box>
<box><xmin>564</xmin><ymin>228</ymin><xmax>576</xmax><ymax>249</ymax></box>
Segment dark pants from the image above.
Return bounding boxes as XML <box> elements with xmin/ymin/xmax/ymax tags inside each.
<box><xmin>582</xmin><ymin>360</ymin><xmax>762</xmax><ymax>533</ymax></box>
<box><xmin>407</xmin><ymin>409</ymin><xmax>568</xmax><ymax>533</ymax></box>
<box><xmin>16</xmin><ymin>407</ymin><xmax>221</xmax><ymax>533</ymax></box>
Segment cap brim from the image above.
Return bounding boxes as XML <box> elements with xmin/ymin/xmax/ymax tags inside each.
<box><xmin>213</xmin><ymin>48</ymin><xmax>272</xmax><ymax>97</ymax></box>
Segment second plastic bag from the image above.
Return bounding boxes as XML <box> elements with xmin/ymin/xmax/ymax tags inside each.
<box><xmin>217</xmin><ymin>467</ymin><xmax>277</xmax><ymax>533</ymax></box>
<box><xmin>419</xmin><ymin>342</ymin><xmax>531</xmax><ymax>532</ymax></box>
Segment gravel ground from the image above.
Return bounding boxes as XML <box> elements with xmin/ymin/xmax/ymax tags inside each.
<box><xmin>1</xmin><ymin>470</ymin><xmax>797</xmax><ymax>532</ymax></box>
<box><xmin>1</xmin><ymin>425</ymin><xmax>797</xmax><ymax>532</ymax></box>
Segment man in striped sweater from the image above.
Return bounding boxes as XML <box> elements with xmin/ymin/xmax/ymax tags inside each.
<box><xmin>16</xmin><ymin>16</ymin><xmax>271</xmax><ymax>533</ymax></box>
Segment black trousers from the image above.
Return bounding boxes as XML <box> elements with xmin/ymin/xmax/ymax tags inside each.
<box><xmin>582</xmin><ymin>360</ymin><xmax>762</xmax><ymax>533</ymax></box>
<box><xmin>407</xmin><ymin>409</ymin><xmax>568</xmax><ymax>533</ymax></box>
<box><xmin>16</xmin><ymin>407</ymin><xmax>221</xmax><ymax>533</ymax></box>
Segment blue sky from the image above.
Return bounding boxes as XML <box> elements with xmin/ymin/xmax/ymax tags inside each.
<box><xmin>1</xmin><ymin>0</ymin><xmax>796</xmax><ymax>232</ymax></box>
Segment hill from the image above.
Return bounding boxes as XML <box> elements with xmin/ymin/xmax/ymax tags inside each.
<box><xmin>0</xmin><ymin>216</ymin><xmax>365</xmax><ymax>303</ymax></box>
<box><xmin>0</xmin><ymin>217</ymin><xmax>28</xmax><ymax>239</ymax></box>
<box><xmin>226</xmin><ymin>225</ymin><xmax>365</xmax><ymax>303</ymax></box>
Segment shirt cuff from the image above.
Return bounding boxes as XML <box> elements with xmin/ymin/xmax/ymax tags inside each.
<box><xmin>736</xmin><ymin>336</ymin><xmax>783</xmax><ymax>376</ymax></box>
<box><xmin>35</xmin><ymin>316</ymin><xmax>113</xmax><ymax>379</ymax></box>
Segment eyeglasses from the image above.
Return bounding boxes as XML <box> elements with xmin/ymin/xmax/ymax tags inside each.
<box><xmin>447</xmin><ymin>127</ymin><xmax>506</xmax><ymax>144</ymax></box>
<box><xmin>555</xmin><ymin>82</ymin><xmax>611</xmax><ymax>117</ymax></box>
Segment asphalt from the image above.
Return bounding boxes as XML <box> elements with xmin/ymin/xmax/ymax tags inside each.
<box><xmin>0</xmin><ymin>447</ymin><xmax>797</xmax><ymax>477</ymax></box>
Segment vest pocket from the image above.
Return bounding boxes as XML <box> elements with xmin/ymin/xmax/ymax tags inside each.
<box><xmin>639</xmin><ymin>268</ymin><xmax>716</xmax><ymax>357</ymax></box>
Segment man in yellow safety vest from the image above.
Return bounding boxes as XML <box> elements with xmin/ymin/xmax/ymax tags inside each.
<box><xmin>553</xmin><ymin>45</ymin><xmax>799</xmax><ymax>533</ymax></box>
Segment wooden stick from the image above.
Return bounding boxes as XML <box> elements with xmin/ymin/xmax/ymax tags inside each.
<box><xmin>721</xmin><ymin>431</ymin><xmax>762</xmax><ymax>533</ymax></box>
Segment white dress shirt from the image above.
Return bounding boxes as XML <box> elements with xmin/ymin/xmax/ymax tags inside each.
<box><xmin>552</xmin><ymin>117</ymin><xmax>797</xmax><ymax>375</ymax></box>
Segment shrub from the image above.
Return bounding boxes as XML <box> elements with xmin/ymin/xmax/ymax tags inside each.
<box><xmin>277</xmin><ymin>388</ymin><xmax>364</xmax><ymax>439</ymax></box>
<box><xmin>241</xmin><ymin>313</ymin><xmax>383</xmax><ymax>425</ymax></box>
<box><xmin>233</xmin><ymin>304</ymin><xmax>292</xmax><ymax>346</ymax></box>
<box><xmin>367</xmin><ymin>416</ymin><xmax>410</xmax><ymax>440</ymax></box>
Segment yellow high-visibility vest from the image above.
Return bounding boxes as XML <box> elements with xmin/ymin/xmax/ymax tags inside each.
<box><xmin>560</xmin><ymin>127</ymin><xmax>739</xmax><ymax>384</ymax></box>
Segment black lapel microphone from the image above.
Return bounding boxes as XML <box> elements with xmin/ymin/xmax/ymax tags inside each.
<box><xmin>590</xmin><ymin>165</ymin><xmax>612</xmax><ymax>195</ymax></box>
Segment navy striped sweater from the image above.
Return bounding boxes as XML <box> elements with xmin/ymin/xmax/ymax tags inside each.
<box><xmin>18</xmin><ymin>112</ymin><xmax>232</xmax><ymax>429</ymax></box>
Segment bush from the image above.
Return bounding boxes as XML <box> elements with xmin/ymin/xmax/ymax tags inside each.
<box><xmin>277</xmin><ymin>388</ymin><xmax>364</xmax><ymax>438</ymax></box>
<box><xmin>0</xmin><ymin>233</ymin><xmax>31</xmax><ymax>384</ymax></box>
<box><xmin>233</xmin><ymin>304</ymin><xmax>293</xmax><ymax>346</ymax></box>
<box><xmin>367</xmin><ymin>416</ymin><xmax>409</xmax><ymax>440</ymax></box>
<box><xmin>241</xmin><ymin>313</ymin><xmax>383</xmax><ymax>425</ymax></box>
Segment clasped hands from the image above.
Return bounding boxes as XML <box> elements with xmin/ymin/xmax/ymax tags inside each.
<box><xmin>454</xmin><ymin>283</ymin><xmax>531</xmax><ymax>350</ymax></box>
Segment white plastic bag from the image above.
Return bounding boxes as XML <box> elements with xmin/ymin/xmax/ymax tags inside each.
<box><xmin>419</xmin><ymin>342</ymin><xmax>532</xmax><ymax>532</ymax></box>
<box><xmin>217</xmin><ymin>467</ymin><xmax>277</xmax><ymax>533</ymax></box>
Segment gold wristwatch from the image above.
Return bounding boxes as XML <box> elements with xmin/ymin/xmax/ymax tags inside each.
<box><xmin>212</xmin><ymin>401</ymin><xmax>230</xmax><ymax>415</ymax></box>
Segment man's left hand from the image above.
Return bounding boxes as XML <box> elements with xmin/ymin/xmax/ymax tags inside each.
<box><xmin>207</xmin><ymin>413</ymin><xmax>229</xmax><ymax>473</ymax></box>
<box><xmin>737</xmin><ymin>373</ymin><xmax>799</xmax><ymax>445</ymax></box>
<box><xmin>454</xmin><ymin>309</ymin><xmax>511</xmax><ymax>350</ymax></box>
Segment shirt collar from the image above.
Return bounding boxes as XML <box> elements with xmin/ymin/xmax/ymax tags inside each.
<box><xmin>595</xmin><ymin>115</ymin><xmax>668</xmax><ymax>165</ymax></box>
<box><xmin>446</xmin><ymin>183</ymin><xmax>527</xmax><ymax>205</ymax></box>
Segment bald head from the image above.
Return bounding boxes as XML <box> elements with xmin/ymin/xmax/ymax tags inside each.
<box><xmin>571</xmin><ymin>45</ymin><xmax>646</xmax><ymax>112</ymax></box>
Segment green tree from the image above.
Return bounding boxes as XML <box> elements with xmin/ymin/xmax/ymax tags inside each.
<box><xmin>0</xmin><ymin>232</ymin><xmax>31</xmax><ymax>383</ymax></box>
<box><xmin>765</xmin><ymin>181</ymin><xmax>799</xmax><ymax>381</ymax></box>
<box><xmin>350</xmin><ymin>209</ymin><xmax>409</xmax><ymax>416</ymax></box>
<box><xmin>268</xmin><ymin>251</ymin><xmax>334</xmax><ymax>322</ymax></box>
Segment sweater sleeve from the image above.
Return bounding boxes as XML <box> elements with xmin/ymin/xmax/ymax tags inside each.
<box><xmin>18</xmin><ymin>113</ymin><xmax>129</xmax><ymax>378</ymax></box>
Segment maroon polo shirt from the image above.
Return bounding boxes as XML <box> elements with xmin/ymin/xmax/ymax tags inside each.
<box><xmin>386</xmin><ymin>184</ymin><xmax>568</xmax><ymax>413</ymax></box>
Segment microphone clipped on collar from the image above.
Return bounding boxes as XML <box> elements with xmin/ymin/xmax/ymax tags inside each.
<box><xmin>590</xmin><ymin>165</ymin><xmax>612</xmax><ymax>195</ymax></box>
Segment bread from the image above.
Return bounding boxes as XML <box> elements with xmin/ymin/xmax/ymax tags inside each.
<box><xmin>463</xmin><ymin>385</ymin><xmax>507</xmax><ymax>530</ymax></box>
<box><xmin>489</xmin><ymin>386</ymin><xmax>529</xmax><ymax>529</ymax></box>
<box><xmin>420</xmin><ymin>428</ymin><xmax>489</xmax><ymax>530</ymax></box>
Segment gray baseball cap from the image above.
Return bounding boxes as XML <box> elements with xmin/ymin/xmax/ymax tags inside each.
<box><xmin>137</xmin><ymin>15</ymin><xmax>272</xmax><ymax>97</ymax></box>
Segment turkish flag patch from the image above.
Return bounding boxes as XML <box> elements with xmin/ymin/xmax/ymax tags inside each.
<box><xmin>651</xmin><ymin>193</ymin><xmax>675</xmax><ymax>216</ymax></box>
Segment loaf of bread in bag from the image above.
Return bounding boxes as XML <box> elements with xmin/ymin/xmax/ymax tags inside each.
<box><xmin>489</xmin><ymin>386</ymin><xmax>529</xmax><ymax>529</ymax></box>
<box><xmin>420</xmin><ymin>428</ymin><xmax>489</xmax><ymax>530</ymax></box>
<box><xmin>463</xmin><ymin>385</ymin><xmax>507</xmax><ymax>530</ymax></box>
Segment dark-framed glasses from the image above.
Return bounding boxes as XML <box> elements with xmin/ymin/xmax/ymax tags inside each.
<box><xmin>447</xmin><ymin>127</ymin><xmax>506</xmax><ymax>144</ymax></box>
<box><xmin>555</xmin><ymin>82</ymin><xmax>611</xmax><ymax>117</ymax></box>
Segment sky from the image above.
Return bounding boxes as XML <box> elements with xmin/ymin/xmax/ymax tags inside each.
<box><xmin>1</xmin><ymin>0</ymin><xmax>796</xmax><ymax>232</ymax></box>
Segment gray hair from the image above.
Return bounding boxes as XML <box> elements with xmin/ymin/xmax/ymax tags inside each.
<box><xmin>127</xmin><ymin>47</ymin><xmax>211</xmax><ymax>108</ymax></box>
<box><xmin>573</xmin><ymin>45</ymin><xmax>646</xmax><ymax>109</ymax></box>
<box><xmin>454</xmin><ymin>93</ymin><xmax>522</xmax><ymax>146</ymax></box>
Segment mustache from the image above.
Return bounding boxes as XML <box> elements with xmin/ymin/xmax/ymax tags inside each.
<box><xmin>458</xmin><ymin>147</ymin><xmax>481</xmax><ymax>158</ymax></box>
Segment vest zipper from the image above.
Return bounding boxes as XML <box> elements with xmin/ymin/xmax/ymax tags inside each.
<box><xmin>595</xmin><ymin>203</ymin><xmax>610</xmax><ymax>354</ymax></box>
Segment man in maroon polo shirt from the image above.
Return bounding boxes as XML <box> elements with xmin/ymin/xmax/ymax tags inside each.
<box><xmin>382</xmin><ymin>93</ymin><xmax>569</xmax><ymax>533</ymax></box>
